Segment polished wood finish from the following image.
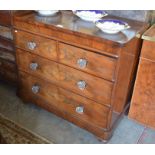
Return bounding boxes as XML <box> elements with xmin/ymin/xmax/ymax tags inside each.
<box><xmin>0</xmin><ymin>11</ymin><xmax>12</xmax><ymax>27</ymax></box>
<box><xmin>58</xmin><ymin>42</ymin><xmax>117</xmax><ymax>81</ymax></box>
<box><xmin>14</xmin><ymin>11</ymin><xmax>148</xmax><ymax>140</ymax></box>
<box><xmin>0</xmin><ymin>37</ymin><xmax>14</xmax><ymax>51</ymax></box>
<box><xmin>13</xmin><ymin>11</ymin><xmax>148</xmax><ymax>56</ymax></box>
<box><xmin>0</xmin><ymin>47</ymin><xmax>15</xmax><ymax>62</ymax></box>
<box><xmin>129</xmin><ymin>24</ymin><xmax>155</xmax><ymax>129</ymax></box>
<box><xmin>0</xmin><ymin>25</ymin><xmax>13</xmax><ymax>40</ymax></box>
<box><xmin>19</xmin><ymin>71</ymin><xmax>110</xmax><ymax>129</ymax></box>
<box><xmin>113</xmin><ymin>37</ymin><xmax>143</xmax><ymax>113</ymax></box>
<box><xmin>15</xmin><ymin>30</ymin><xmax>57</xmax><ymax>61</ymax></box>
<box><xmin>16</xmin><ymin>49</ymin><xmax>113</xmax><ymax>106</ymax></box>
<box><xmin>0</xmin><ymin>11</ymin><xmax>17</xmax><ymax>84</ymax></box>
<box><xmin>141</xmin><ymin>40</ymin><xmax>155</xmax><ymax>61</ymax></box>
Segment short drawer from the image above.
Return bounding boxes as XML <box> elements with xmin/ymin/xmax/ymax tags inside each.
<box><xmin>14</xmin><ymin>30</ymin><xmax>57</xmax><ymax>61</ymax></box>
<box><xmin>19</xmin><ymin>71</ymin><xmax>110</xmax><ymax>129</ymax></box>
<box><xmin>59</xmin><ymin>42</ymin><xmax>117</xmax><ymax>81</ymax></box>
<box><xmin>16</xmin><ymin>49</ymin><xmax>113</xmax><ymax>106</ymax></box>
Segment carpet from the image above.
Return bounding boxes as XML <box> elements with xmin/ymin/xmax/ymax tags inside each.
<box><xmin>0</xmin><ymin>113</ymin><xmax>52</xmax><ymax>144</ymax></box>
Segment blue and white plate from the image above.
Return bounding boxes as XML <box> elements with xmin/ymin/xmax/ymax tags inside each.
<box><xmin>73</xmin><ymin>10</ymin><xmax>108</xmax><ymax>22</ymax></box>
<box><xmin>95</xmin><ymin>19</ymin><xmax>130</xmax><ymax>34</ymax></box>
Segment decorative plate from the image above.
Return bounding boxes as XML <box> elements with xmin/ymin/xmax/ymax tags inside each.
<box><xmin>36</xmin><ymin>10</ymin><xmax>59</xmax><ymax>16</ymax></box>
<box><xmin>73</xmin><ymin>10</ymin><xmax>108</xmax><ymax>22</ymax></box>
<box><xmin>95</xmin><ymin>19</ymin><xmax>130</xmax><ymax>34</ymax></box>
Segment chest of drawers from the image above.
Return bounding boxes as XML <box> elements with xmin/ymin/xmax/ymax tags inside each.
<box><xmin>13</xmin><ymin>11</ymin><xmax>148</xmax><ymax>141</ymax></box>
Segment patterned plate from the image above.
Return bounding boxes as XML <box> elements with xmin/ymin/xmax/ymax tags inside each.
<box><xmin>73</xmin><ymin>10</ymin><xmax>108</xmax><ymax>22</ymax></box>
<box><xmin>95</xmin><ymin>19</ymin><xmax>130</xmax><ymax>34</ymax></box>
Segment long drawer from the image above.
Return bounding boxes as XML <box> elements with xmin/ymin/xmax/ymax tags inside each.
<box><xmin>16</xmin><ymin>49</ymin><xmax>113</xmax><ymax>106</ymax></box>
<box><xmin>15</xmin><ymin>30</ymin><xmax>57</xmax><ymax>61</ymax></box>
<box><xmin>19</xmin><ymin>71</ymin><xmax>110</xmax><ymax>129</ymax></box>
<box><xmin>59</xmin><ymin>42</ymin><xmax>117</xmax><ymax>81</ymax></box>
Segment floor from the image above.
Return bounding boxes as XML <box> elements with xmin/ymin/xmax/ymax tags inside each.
<box><xmin>0</xmin><ymin>81</ymin><xmax>155</xmax><ymax>144</ymax></box>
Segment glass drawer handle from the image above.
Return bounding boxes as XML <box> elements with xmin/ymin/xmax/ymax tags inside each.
<box><xmin>27</xmin><ymin>41</ymin><xmax>37</xmax><ymax>50</ymax></box>
<box><xmin>77</xmin><ymin>58</ymin><xmax>87</xmax><ymax>68</ymax></box>
<box><xmin>32</xmin><ymin>85</ymin><xmax>40</xmax><ymax>94</ymax></box>
<box><xmin>77</xmin><ymin>80</ymin><xmax>86</xmax><ymax>90</ymax></box>
<box><xmin>30</xmin><ymin>62</ymin><xmax>38</xmax><ymax>71</ymax></box>
<box><xmin>76</xmin><ymin>106</ymin><xmax>84</xmax><ymax>114</ymax></box>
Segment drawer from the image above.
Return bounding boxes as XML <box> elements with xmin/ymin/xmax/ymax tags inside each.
<box><xmin>0</xmin><ymin>11</ymin><xmax>12</xmax><ymax>26</ymax></box>
<box><xmin>0</xmin><ymin>37</ymin><xmax>14</xmax><ymax>51</ymax></box>
<box><xmin>19</xmin><ymin>71</ymin><xmax>110</xmax><ymax>129</ymax></box>
<box><xmin>16</xmin><ymin>49</ymin><xmax>113</xmax><ymax>106</ymax></box>
<box><xmin>0</xmin><ymin>48</ymin><xmax>15</xmax><ymax>62</ymax></box>
<box><xmin>0</xmin><ymin>26</ymin><xmax>13</xmax><ymax>40</ymax></box>
<box><xmin>15</xmin><ymin>30</ymin><xmax>57</xmax><ymax>61</ymax></box>
<box><xmin>59</xmin><ymin>42</ymin><xmax>117</xmax><ymax>81</ymax></box>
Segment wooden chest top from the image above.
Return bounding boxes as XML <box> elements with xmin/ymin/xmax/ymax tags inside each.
<box><xmin>13</xmin><ymin>11</ymin><xmax>148</xmax><ymax>45</ymax></box>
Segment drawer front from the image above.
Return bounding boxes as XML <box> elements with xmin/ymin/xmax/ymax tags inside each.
<box><xmin>0</xmin><ymin>11</ymin><xmax>11</xmax><ymax>26</ymax></box>
<box><xmin>0</xmin><ymin>37</ymin><xmax>14</xmax><ymax>51</ymax></box>
<box><xmin>15</xmin><ymin>30</ymin><xmax>57</xmax><ymax>61</ymax></box>
<box><xmin>0</xmin><ymin>48</ymin><xmax>15</xmax><ymax>62</ymax></box>
<box><xmin>59</xmin><ymin>42</ymin><xmax>117</xmax><ymax>81</ymax></box>
<box><xmin>19</xmin><ymin>71</ymin><xmax>110</xmax><ymax>128</ymax></box>
<box><xmin>0</xmin><ymin>26</ymin><xmax>13</xmax><ymax>40</ymax></box>
<box><xmin>17</xmin><ymin>49</ymin><xmax>113</xmax><ymax>106</ymax></box>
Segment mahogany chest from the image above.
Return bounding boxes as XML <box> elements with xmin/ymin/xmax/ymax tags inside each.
<box><xmin>129</xmin><ymin>24</ymin><xmax>155</xmax><ymax>129</ymax></box>
<box><xmin>13</xmin><ymin>11</ymin><xmax>148</xmax><ymax>141</ymax></box>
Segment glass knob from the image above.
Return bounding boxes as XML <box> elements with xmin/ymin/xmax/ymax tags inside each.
<box><xmin>77</xmin><ymin>58</ymin><xmax>87</xmax><ymax>68</ymax></box>
<box><xmin>32</xmin><ymin>85</ymin><xmax>40</xmax><ymax>94</ymax></box>
<box><xmin>77</xmin><ymin>80</ymin><xmax>86</xmax><ymax>90</ymax></box>
<box><xmin>30</xmin><ymin>62</ymin><xmax>38</xmax><ymax>71</ymax></box>
<box><xmin>76</xmin><ymin>106</ymin><xmax>84</xmax><ymax>114</ymax></box>
<box><xmin>27</xmin><ymin>41</ymin><xmax>36</xmax><ymax>50</ymax></box>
